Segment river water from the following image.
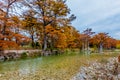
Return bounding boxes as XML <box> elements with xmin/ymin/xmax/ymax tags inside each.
<box><xmin>0</xmin><ymin>57</ymin><xmax>43</xmax><ymax>75</ymax></box>
<box><xmin>0</xmin><ymin>54</ymin><xmax>98</xmax><ymax>79</ymax></box>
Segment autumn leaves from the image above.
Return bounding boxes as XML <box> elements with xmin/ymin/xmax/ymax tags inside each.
<box><xmin>0</xmin><ymin>0</ymin><xmax>119</xmax><ymax>53</ymax></box>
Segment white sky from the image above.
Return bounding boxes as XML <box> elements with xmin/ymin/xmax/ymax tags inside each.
<box><xmin>67</xmin><ymin>0</ymin><xmax>120</xmax><ymax>39</ymax></box>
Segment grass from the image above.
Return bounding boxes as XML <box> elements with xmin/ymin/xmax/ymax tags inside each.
<box><xmin>0</xmin><ymin>51</ymin><xmax>119</xmax><ymax>80</ymax></box>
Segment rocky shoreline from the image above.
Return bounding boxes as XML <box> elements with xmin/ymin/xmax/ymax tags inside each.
<box><xmin>0</xmin><ymin>52</ymin><xmax>21</xmax><ymax>61</ymax></box>
<box><xmin>72</xmin><ymin>57</ymin><xmax>120</xmax><ymax>80</ymax></box>
<box><xmin>0</xmin><ymin>50</ymin><xmax>41</xmax><ymax>61</ymax></box>
<box><xmin>0</xmin><ymin>50</ymin><xmax>64</xmax><ymax>61</ymax></box>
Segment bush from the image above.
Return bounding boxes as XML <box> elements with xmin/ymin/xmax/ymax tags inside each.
<box><xmin>28</xmin><ymin>52</ymin><xmax>41</xmax><ymax>57</ymax></box>
<box><xmin>21</xmin><ymin>52</ymin><xmax>27</xmax><ymax>59</ymax></box>
<box><xmin>116</xmin><ymin>44</ymin><xmax>120</xmax><ymax>49</ymax></box>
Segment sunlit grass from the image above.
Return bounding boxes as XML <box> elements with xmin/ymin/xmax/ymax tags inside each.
<box><xmin>0</xmin><ymin>51</ymin><xmax>119</xmax><ymax>80</ymax></box>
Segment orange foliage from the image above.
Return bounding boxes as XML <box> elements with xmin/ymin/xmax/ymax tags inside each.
<box><xmin>0</xmin><ymin>0</ymin><xmax>119</xmax><ymax>51</ymax></box>
<box><xmin>63</xmin><ymin>26</ymin><xmax>79</xmax><ymax>48</ymax></box>
<box><xmin>0</xmin><ymin>40</ymin><xmax>19</xmax><ymax>50</ymax></box>
<box><xmin>90</xmin><ymin>33</ymin><xmax>117</xmax><ymax>50</ymax></box>
<box><xmin>91</xmin><ymin>33</ymin><xmax>109</xmax><ymax>46</ymax></box>
<box><xmin>55</xmin><ymin>32</ymin><xmax>67</xmax><ymax>49</ymax></box>
<box><xmin>0</xmin><ymin>29</ymin><xmax>31</xmax><ymax>49</ymax></box>
<box><xmin>46</xmin><ymin>25</ymin><xmax>67</xmax><ymax>49</ymax></box>
<box><xmin>104</xmin><ymin>37</ymin><xmax>116</xmax><ymax>49</ymax></box>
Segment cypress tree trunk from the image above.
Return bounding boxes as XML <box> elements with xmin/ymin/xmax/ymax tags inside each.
<box><xmin>31</xmin><ymin>34</ymin><xmax>34</xmax><ymax>48</ymax></box>
<box><xmin>42</xmin><ymin>24</ymin><xmax>47</xmax><ymax>52</ymax></box>
<box><xmin>99</xmin><ymin>43</ymin><xmax>103</xmax><ymax>53</ymax></box>
<box><xmin>43</xmin><ymin>33</ymin><xmax>47</xmax><ymax>51</ymax></box>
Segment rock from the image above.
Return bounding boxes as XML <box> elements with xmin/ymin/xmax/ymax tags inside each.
<box><xmin>118</xmin><ymin>74</ymin><xmax>120</xmax><ymax>79</ymax></box>
<box><xmin>71</xmin><ymin>57</ymin><xmax>120</xmax><ymax>80</ymax></box>
<box><xmin>0</xmin><ymin>52</ymin><xmax>21</xmax><ymax>61</ymax></box>
<box><xmin>0</xmin><ymin>56</ymin><xmax>5</xmax><ymax>61</ymax></box>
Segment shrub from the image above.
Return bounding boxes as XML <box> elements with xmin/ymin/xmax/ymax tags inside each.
<box><xmin>28</xmin><ymin>52</ymin><xmax>41</xmax><ymax>57</ymax></box>
<box><xmin>21</xmin><ymin>52</ymin><xmax>27</xmax><ymax>59</ymax></box>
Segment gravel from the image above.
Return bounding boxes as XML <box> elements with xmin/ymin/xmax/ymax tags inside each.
<box><xmin>71</xmin><ymin>57</ymin><xmax>120</xmax><ymax>80</ymax></box>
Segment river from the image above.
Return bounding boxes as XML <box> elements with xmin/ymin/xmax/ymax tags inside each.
<box><xmin>0</xmin><ymin>53</ymin><xmax>118</xmax><ymax>80</ymax></box>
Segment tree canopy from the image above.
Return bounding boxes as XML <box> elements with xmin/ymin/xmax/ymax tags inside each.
<box><xmin>0</xmin><ymin>0</ymin><xmax>119</xmax><ymax>54</ymax></box>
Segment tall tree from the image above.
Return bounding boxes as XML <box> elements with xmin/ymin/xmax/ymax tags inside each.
<box><xmin>0</xmin><ymin>0</ymin><xmax>20</xmax><ymax>38</ymax></box>
<box><xmin>104</xmin><ymin>37</ymin><xmax>116</xmax><ymax>50</ymax></box>
<box><xmin>82</xmin><ymin>28</ymin><xmax>95</xmax><ymax>54</ymax></box>
<box><xmin>22</xmin><ymin>10</ymin><xmax>39</xmax><ymax>48</ymax></box>
<box><xmin>91</xmin><ymin>33</ymin><xmax>109</xmax><ymax>53</ymax></box>
<box><xmin>23</xmin><ymin>0</ymin><xmax>74</xmax><ymax>51</ymax></box>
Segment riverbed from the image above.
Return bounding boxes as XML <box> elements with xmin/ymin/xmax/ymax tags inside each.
<box><xmin>0</xmin><ymin>53</ymin><xmax>119</xmax><ymax>80</ymax></box>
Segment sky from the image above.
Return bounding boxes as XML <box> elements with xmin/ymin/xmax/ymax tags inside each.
<box><xmin>66</xmin><ymin>0</ymin><xmax>120</xmax><ymax>39</ymax></box>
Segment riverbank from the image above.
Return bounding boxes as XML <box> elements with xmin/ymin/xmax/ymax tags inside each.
<box><xmin>0</xmin><ymin>52</ymin><xmax>119</xmax><ymax>80</ymax></box>
<box><xmin>0</xmin><ymin>49</ymin><xmax>65</xmax><ymax>61</ymax></box>
<box><xmin>0</xmin><ymin>50</ymin><xmax>41</xmax><ymax>54</ymax></box>
<box><xmin>0</xmin><ymin>50</ymin><xmax>41</xmax><ymax>61</ymax></box>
